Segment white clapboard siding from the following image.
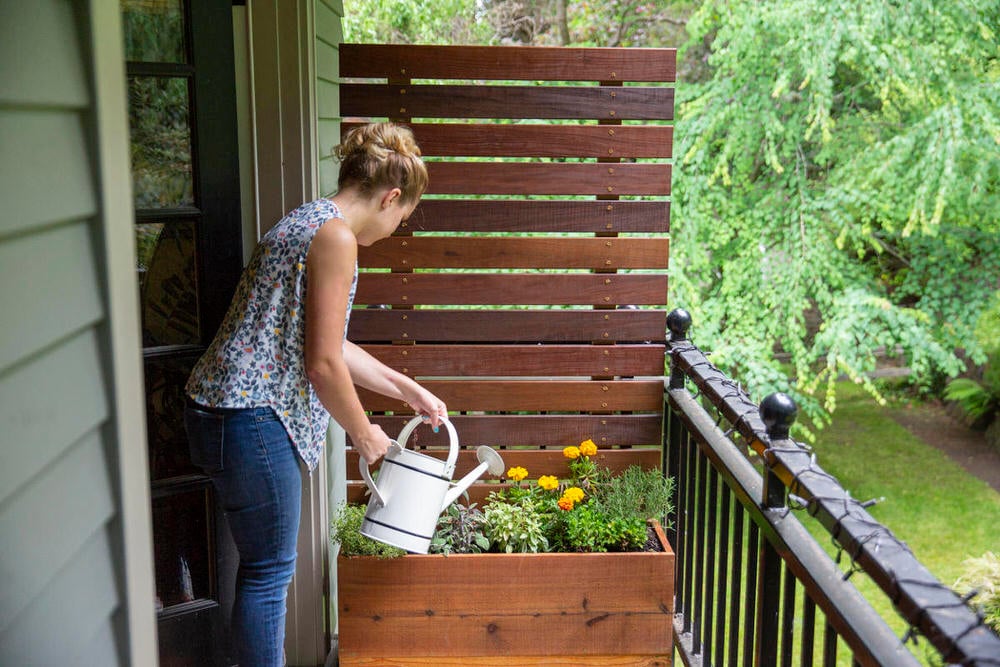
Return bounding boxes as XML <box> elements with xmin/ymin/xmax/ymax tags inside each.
<box><xmin>0</xmin><ymin>0</ymin><xmax>155</xmax><ymax>665</ymax></box>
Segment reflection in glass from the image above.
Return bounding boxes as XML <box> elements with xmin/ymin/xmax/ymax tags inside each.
<box><xmin>152</xmin><ymin>488</ymin><xmax>212</xmax><ymax>609</ymax></box>
<box><xmin>145</xmin><ymin>353</ymin><xmax>200</xmax><ymax>481</ymax></box>
<box><xmin>122</xmin><ymin>0</ymin><xmax>186</xmax><ymax>63</ymax></box>
<box><xmin>129</xmin><ymin>76</ymin><xmax>194</xmax><ymax>209</ymax></box>
<box><xmin>138</xmin><ymin>221</ymin><xmax>199</xmax><ymax>346</ymax></box>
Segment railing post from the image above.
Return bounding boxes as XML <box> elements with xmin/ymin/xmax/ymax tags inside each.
<box><xmin>754</xmin><ymin>392</ymin><xmax>797</xmax><ymax>667</ymax></box>
<box><xmin>664</xmin><ymin>309</ymin><xmax>691</xmax><ymax>553</ymax></box>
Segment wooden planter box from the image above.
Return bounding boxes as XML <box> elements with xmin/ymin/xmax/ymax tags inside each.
<box><xmin>336</xmin><ymin>521</ymin><xmax>674</xmax><ymax>666</ymax></box>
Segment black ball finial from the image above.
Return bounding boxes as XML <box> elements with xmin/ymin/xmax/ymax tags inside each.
<box><xmin>667</xmin><ymin>308</ymin><xmax>692</xmax><ymax>341</ymax></box>
<box><xmin>760</xmin><ymin>393</ymin><xmax>797</xmax><ymax>440</ymax></box>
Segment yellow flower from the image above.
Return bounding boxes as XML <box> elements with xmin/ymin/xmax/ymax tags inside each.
<box><xmin>579</xmin><ymin>439</ymin><xmax>598</xmax><ymax>456</ymax></box>
<box><xmin>537</xmin><ymin>475</ymin><xmax>559</xmax><ymax>491</ymax></box>
<box><xmin>563</xmin><ymin>486</ymin><xmax>585</xmax><ymax>503</ymax></box>
<box><xmin>563</xmin><ymin>446</ymin><xmax>581</xmax><ymax>459</ymax></box>
<box><xmin>557</xmin><ymin>496</ymin><xmax>575</xmax><ymax>511</ymax></box>
<box><xmin>507</xmin><ymin>466</ymin><xmax>528</xmax><ymax>482</ymax></box>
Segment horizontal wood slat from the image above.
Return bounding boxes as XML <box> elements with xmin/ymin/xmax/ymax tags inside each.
<box><xmin>358</xmin><ymin>344</ymin><xmax>666</xmax><ymax>377</ymax></box>
<box><xmin>363</xmin><ymin>414</ymin><xmax>664</xmax><ymax>448</ymax></box>
<box><xmin>344</xmin><ymin>123</ymin><xmax>673</xmax><ymax>159</ymax></box>
<box><xmin>341</xmin><ymin>84</ymin><xmax>674</xmax><ymax>121</ymax></box>
<box><xmin>423</xmin><ymin>162</ymin><xmax>670</xmax><ymax>196</ymax></box>
<box><xmin>400</xmin><ymin>200</ymin><xmax>668</xmax><ymax>234</ymax></box>
<box><xmin>348</xmin><ymin>309</ymin><xmax>667</xmax><ymax>343</ymax></box>
<box><xmin>354</xmin><ymin>274</ymin><xmax>668</xmax><ymax>306</ymax></box>
<box><xmin>357</xmin><ymin>380</ymin><xmax>664</xmax><ymax>412</ymax></box>
<box><xmin>339</xmin><ymin>44</ymin><xmax>677</xmax><ymax>82</ymax></box>
<box><xmin>346</xmin><ymin>448</ymin><xmax>660</xmax><ymax>483</ymax></box>
<box><xmin>359</xmin><ymin>237</ymin><xmax>669</xmax><ymax>270</ymax></box>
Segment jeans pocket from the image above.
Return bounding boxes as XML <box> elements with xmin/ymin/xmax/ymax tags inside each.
<box><xmin>184</xmin><ymin>406</ymin><xmax>225</xmax><ymax>474</ymax></box>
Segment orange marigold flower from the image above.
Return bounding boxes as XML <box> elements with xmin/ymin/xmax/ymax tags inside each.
<box><xmin>557</xmin><ymin>497</ymin><xmax>575</xmax><ymax>511</ymax></box>
<box><xmin>538</xmin><ymin>475</ymin><xmax>559</xmax><ymax>491</ymax></box>
<box><xmin>579</xmin><ymin>439</ymin><xmax>598</xmax><ymax>456</ymax></box>
<box><xmin>507</xmin><ymin>466</ymin><xmax>528</xmax><ymax>482</ymax></box>
<box><xmin>564</xmin><ymin>486</ymin><xmax>585</xmax><ymax>503</ymax></box>
<box><xmin>563</xmin><ymin>446</ymin><xmax>581</xmax><ymax>459</ymax></box>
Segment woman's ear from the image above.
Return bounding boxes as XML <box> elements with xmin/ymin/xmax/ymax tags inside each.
<box><xmin>380</xmin><ymin>187</ymin><xmax>403</xmax><ymax>210</ymax></box>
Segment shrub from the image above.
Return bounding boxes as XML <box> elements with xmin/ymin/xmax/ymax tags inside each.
<box><xmin>954</xmin><ymin>551</ymin><xmax>1000</xmax><ymax>635</ymax></box>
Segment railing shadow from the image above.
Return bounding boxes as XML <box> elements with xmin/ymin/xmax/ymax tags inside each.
<box><xmin>663</xmin><ymin>308</ymin><xmax>1000</xmax><ymax>666</ymax></box>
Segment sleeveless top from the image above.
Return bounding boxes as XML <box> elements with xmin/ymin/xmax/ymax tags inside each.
<box><xmin>186</xmin><ymin>198</ymin><xmax>357</xmax><ymax>471</ymax></box>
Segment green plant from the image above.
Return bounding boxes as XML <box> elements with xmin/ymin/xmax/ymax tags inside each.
<box><xmin>430</xmin><ymin>497</ymin><xmax>490</xmax><ymax>555</ymax></box>
<box><xmin>945</xmin><ymin>292</ymin><xmax>1000</xmax><ymax>431</ymax></box>
<box><xmin>563</xmin><ymin>504</ymin><xmax>647</xmax><ymax>553</ymax></box>
<box><xmin>330</xmin><ymin>502</ymin><xmax>406</xmax><ymax>558</ymax></box>
<box><xmin>594</xmin><ymin>464</ymin><xmax>676</xmax><ymax>528</ymax></box>
<box><xmin>954</xmin><ymin>552</ymin><xmax>1000</xmax><ymax>635</ymax></box>
<box><xmin>482</xmin><ymin>501</ymin><xmax>550</xmax><ymax>553</ymax></box>
<box><xmin>469</xmin><ymin>438</ymin><xmax>674</xmax><ymax>554</ymax></box>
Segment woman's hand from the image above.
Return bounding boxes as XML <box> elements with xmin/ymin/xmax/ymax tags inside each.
<box><xmin>353</xmin><ymin>423</ymin><xmax>393</xmax><ymax>465</ymax></box>
<box><xmin>403</xmin><ymin>384</ymin><xmax>448</xmax><ymax>430</ymax></box>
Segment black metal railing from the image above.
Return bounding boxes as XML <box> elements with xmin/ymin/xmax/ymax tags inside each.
<box><xmin>662</xmin><ymin>309</ymin><xmax>1000</xmax><ymax>666</ymax></box>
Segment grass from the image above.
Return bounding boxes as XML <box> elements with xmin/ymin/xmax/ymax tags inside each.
<box><xmin>799</xmin><ymin>381</ymin><xmax>1000</xmax><ymax>664</ymax></box>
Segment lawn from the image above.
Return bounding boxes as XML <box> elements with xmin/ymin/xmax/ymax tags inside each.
<box><xmin>801</xmin><ymin>381</ymin><xmax>1000</xmax><ymax>663</ymax></box>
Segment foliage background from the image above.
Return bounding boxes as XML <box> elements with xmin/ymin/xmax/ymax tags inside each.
<box><xmin>342</xmin><ymin>0</ymin><xmax>1000</xmax><ymax>429</ymax></box>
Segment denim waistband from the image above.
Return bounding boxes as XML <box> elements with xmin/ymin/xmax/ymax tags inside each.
<box><xmin>186</xmin><ymin>397</ymin><xmax>275</xmax><ymax>418</ymax></box>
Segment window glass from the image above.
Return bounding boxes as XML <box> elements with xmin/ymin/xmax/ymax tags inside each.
<box><xmin>152</xmin><ymin>488</ymin><xmax>212</xmax><ymax>610</ymax></box>
<box><xmin>122</xmin><ymin>0</ymin><xmax>186</xmax><ymax>63</ymax></box>
<box><xmin>129</xmin><ymin>76</ymin><xmax>194</xmax><ymax>209</ymax></box>
<box><xmin>144</xmin><ymin>354</ymin><xmax>200</xmax><ymax>481</ymax></box>
<box><xmin>137</xmin><ymin>221</ymin><xmax>200</xmax><ymax>346</ymax></box>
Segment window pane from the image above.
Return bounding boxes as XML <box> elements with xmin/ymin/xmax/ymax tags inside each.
<box><xmin>122</xmin><ymin>0</ymin><xmax>186</xmax><ymax>64</ymax></box>
<box><xmin>138</xmin><ymin>221</ymin><xmax>200</xmax><ymax>346</ymax></box>
<box><xmin>152</xmin><ymin>488</ymin><xmax>212</xmax><ymax>610</ymax></box>
<box><xmin>129</xmin><ymin>76</ymin><xmax>194</xmax><ymax>209</ymax></box>
<box><xmin>145</xmin><ymin>353</ymin><xmax>200</xmax><ymax>481</ymax></box>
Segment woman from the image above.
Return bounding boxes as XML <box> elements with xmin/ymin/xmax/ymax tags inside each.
<box><xmin>184</xmin><ymin>122</ymin><xmax>446</xmax><ymax>667</ymax></box>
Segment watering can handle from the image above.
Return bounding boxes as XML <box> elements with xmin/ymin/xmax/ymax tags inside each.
<box><xmin>357</xmin><ymin>416</ymin><xmax>459</xmax><ymax>507</ymax></box>
<box><xmin>395</xmin><ymin>415</ymin><xmax>460</xmax><ymax>474</ymax></box>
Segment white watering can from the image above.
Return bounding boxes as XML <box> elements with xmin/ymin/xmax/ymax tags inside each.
<box><xmin>359</xmin><ymin>415</ymin><xmax>505</xmax><ymax>554</ymax></box>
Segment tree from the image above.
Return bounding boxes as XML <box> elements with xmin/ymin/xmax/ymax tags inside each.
<box><xmin>671</xmin><ymin>0</ymin><xmax>1000</xmax><ymax>426</ymax></box>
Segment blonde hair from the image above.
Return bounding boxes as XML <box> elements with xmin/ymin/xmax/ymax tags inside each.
<box><xmin>334</xmin><ymin>122</ymin><xmax>428</xmax><ymax>204</ymax></box>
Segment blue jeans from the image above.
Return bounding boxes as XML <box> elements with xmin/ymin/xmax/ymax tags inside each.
<box><xmin>184</xmin><ymin>401</ymin><xmax>301</xmax><ymax>667</ymax></box>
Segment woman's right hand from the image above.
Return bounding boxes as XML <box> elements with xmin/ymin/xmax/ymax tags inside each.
<box><xmin>353</xmin><ymin>423</ymin><xmax>392</xmax><ymax>464</ymax></box>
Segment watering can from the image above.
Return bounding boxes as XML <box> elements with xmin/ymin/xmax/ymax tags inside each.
<box><xmin>359</xmin><ymin>415</ymin><xmax>505</xmax><ymax>554</ymax></box>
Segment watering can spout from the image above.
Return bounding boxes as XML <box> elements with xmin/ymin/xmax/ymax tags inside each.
<box><xmin>441</xmin><ymin>446</ymin><xmax>506</xmax><ymax>510</ymax></box>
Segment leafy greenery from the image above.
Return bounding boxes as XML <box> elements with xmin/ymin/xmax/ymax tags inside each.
<box><xmin>429</xmin><ymin>498</ymin><xmax>490</xmax><ymax>555</ymax></box>
<box><xmin>944</xmin><ymin>291</ymin><xmax>1000</xmax><ymax>430</ymax></box>
<box><xmin>593</xmin><ymin>464</ymin><xmax>675</xmax><ymax>527</ymax></box>
<box><xmin>672</xmin><ymin>0</ymin><xmax>1000</xmax><ymax>428</ymax></box>
<box><xmin>330</xmin><ymin>502</ymin><xmax>407</xmax><ymax>558</ymax></box>
<box><xmin>482</xmin><ymin>500</ymin><xmax>550</xmax><ymax>553</ymax></box>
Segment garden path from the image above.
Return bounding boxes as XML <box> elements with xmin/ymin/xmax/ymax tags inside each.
<box><xmin>889</xmin><ymin>400</ymin><xmax>1000</xmax><ymax>493</ymax></box>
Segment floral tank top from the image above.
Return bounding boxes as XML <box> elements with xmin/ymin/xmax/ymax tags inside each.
<box><xmin>186</xmin><ymin>198</ymin><xmax>356</xmax><ymax>471</ymax></box>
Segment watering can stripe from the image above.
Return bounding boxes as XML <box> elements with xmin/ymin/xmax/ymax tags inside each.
<box><xmin>382</xmin><ymin>456</ymin><xmax>453</xmax><ymax>482</ymax></box>
<box><xmin>362</xmin><ymin>516</ymin><xmax>436</xmax><ymax>541</ymax></box>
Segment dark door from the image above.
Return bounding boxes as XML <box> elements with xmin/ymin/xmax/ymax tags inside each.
<box><xmin>122</xmin><ymin>1</ymin><xmax>243</xmax><ymax>664</ymax></box>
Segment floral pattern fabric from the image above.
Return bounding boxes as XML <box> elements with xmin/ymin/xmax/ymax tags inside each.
<box><xmin>186</xmin><ymin>198</ymin><xmax>357</xmax><ymax>471</ymax></box>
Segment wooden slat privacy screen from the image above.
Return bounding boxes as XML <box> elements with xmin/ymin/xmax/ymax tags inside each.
<box><xmin>341</xmin><ymin>44</ymin><xmax>674</xmax><ymax>503</ymax></box>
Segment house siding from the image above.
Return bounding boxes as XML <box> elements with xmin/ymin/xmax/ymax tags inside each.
<box><xmin>0</xmin><ymin>1</ymin><xmax>156</xmax><ymax>665</ymax></box>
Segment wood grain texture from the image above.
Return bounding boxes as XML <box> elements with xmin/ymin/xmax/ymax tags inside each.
<box><xmin>358</xmin><ymin>237</ymin><xmax>669</xmax><ymax>270</ymax></box>
<box><xmin>348</xmin><ymin>309</ymin><xmax>668</xmax><ymax>344</ymax></box>
<box><xmin>362</xmin><ymin>414</ymin><xmax>664</xmax><ymax>448</ymax></box>
<box><xmin>354</xmin><ymin>273</ymin><xmax>668</xmax><ymax>306</ymax></box>
<box><xmin>345</xmin><ymin>122</ymin><xmax>673</xmax><ymax>159</ymax></box>
<box><xmin>357</xmin><ymin>379</ymin><xmax>664</xmax><ymax>412</ymax></box>
<box><xmin>337</xmin><ymin>522</ymin><xmax>673</xmax><ymax>663</ymax></box>
<box><xmin>341</xmin><ymin>83</ymin><xmax>674</xmax><ymax>121</ymax></box>
<box><xmin>357</xmin><ymin>344</ymin><xmax>666</xmax><ymax>377</ymax></box>
<box><xmin>339</xmin><ymin>43</ymin><xmax>676</xmax><ymax>82</ymax></box>
<box><xmin>399</xmin><ymin>199</ymin><xmax>668</xmax><ymax>234</ymax></box>
<box><xmin>424</xmin><ymin>162</ymin><xmax>670</xmax><ymax>196</ymax></box>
